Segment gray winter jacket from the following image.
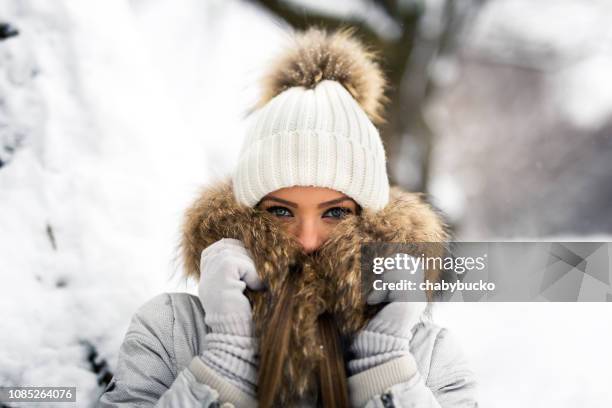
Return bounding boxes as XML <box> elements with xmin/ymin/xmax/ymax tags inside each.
<box><xmin>97</xmin><ymin>292</ymin><xmax>477</xmax><ymax>408</ymax></box>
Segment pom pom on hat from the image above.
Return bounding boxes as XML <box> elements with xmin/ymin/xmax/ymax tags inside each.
<box><xmin>256</xmin><ymin>27</ymin><xmax>389</xmax><ymax>125</ymax></box>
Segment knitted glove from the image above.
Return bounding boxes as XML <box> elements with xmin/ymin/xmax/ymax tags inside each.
<box><xmin>197</xmin><ymin>238</ymin><xmax>263</xmax><ymax>397</ymax></box>
<box><xmin>348</xmin><ymin>258</ymin><xmax>427</xmax><ymax>376</ymax></box>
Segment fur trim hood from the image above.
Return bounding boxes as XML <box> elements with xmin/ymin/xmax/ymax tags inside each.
<box><xmin>179</xmin><ymin>177</ymin><xmax>449</xmax><ymax>403</ymax></box>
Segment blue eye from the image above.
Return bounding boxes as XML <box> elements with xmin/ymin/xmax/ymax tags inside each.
<box><xmin>323</xmin><ymin>207</ymin><xmax>352</xmax><ymax>219</ymax></box>
<box><xmin>266</xmin><ymin>206</ymin><xmax>293</xmax><ymax>218</ymax></box>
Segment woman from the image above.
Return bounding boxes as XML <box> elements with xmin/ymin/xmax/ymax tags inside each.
<box><xmin>98</xmin><ymin>27</ymin><xmax>477</xmax><ymax>407</ymax></box>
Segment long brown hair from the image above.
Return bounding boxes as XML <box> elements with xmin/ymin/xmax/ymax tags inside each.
<box><xmin>258</xmin><ymin>265</ymin><xmax>350</xmax><ymax>407</ymax></box>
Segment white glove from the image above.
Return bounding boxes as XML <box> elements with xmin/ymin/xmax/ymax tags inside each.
<box><xmin>364</xmin><ymin>256</ymin><xmax>427</xmax><ymax>338</ymax></box>
<box><xmin>197</xmin><ymin>238</ymin><xmax>263</xmax><ymax>397</ymax></box>
<box><xmin>348</xmin><ymin>256</ymin><xmax>427</xmax><ymax>375</ymax></box>
<box><xmin>198</xmin><ymin>238</ymin><xmax>263</xmax><ymax>336</ymax></box>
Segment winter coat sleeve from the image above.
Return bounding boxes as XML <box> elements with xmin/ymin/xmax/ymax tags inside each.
<box><xmin>349</xmin><ymin>328</ymin><xmax>478</xmax><ymax>408</ymax></box>
<box><xmin>97</xmin><ymin>293</ymin><xmax>257</xmax><ymax>408</ymax></box>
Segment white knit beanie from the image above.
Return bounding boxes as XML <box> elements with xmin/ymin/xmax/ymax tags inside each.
<box><xmin>232</xmin><ymin>28</ymin><xmax>390</xmax><ymax>211</ymax></box>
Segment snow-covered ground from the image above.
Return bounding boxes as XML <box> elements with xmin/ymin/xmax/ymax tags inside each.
<box><xmin>1</xmin><ymin>1</ymin><xmax>611</xmax><ymax>407</ymax></box>
<box><xmin>435</xmin><ymin>302</ymin><xmax>612</xmax><ymax>407</ymax></box>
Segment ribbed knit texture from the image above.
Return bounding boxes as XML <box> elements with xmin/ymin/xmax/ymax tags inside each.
<box><xmin>201</xmin><ymin>309</ymin><xmax>416</xmax><ymax>398</ymax></box>
<box><xmin>205</xmin><ymin>311</ymin><xmax>255</xmax><ymax>337</ymax></box>
<box><xmin>199</xmin><ymin>312</ymin><xmax>259</xmax><ymax>397</ymax></box>
<box><xmin>348</xmin><ymin>317</ymin><xmax>416</xmax><ymax>376</ymax></box>
<box><xmin>189</xmin><ymin>356</ymin><xmax>258</xmax><ymax>408</ymax></box>
<box><xmin>232</xmin><ymin>80</ymin><xmax>390</xmax><ymax>211</ymax></box>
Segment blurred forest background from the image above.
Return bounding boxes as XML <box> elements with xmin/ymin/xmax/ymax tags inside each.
<box><xmin>1</xmin><ymin>1</ymin><xmax>611</xmax><ymax>407</ymax></box>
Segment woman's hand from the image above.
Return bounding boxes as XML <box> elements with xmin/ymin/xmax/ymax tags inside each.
<box><xmin>348</xmin><ymin>259</ymin><xmax>427</xmax><ymax>376</ymax></box>
<box><xmin>198</xmin><ymin>238</ymin><xmax>263</xmax><ymax>336</ymax></box>
<box><xmin>197</xmin><ymin>238</ymin><xmax>263</xmax><ymax>397</ymax></box>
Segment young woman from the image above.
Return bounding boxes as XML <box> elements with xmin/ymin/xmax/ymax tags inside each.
<box><xmin>98</xmin><ymin>28</ymin><xmax>477</xmax><ymax>407</ymax></box>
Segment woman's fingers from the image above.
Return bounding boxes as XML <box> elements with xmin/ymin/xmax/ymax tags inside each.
<box><xmin>374</xmin><ymin>301</ymin><xmax>427</xmax><ymax>336</ymax></box>
<box><xmin>200</xmin><ymin>238</ymin><xmax>263</xmax><ymax>291</ymax></box>
<box><xmin>229</xmin><ymin>254</ymin><xmax>264</xmax><ymax>290</ymax></box>
<box><xmin>366</xmin><ymin>265</ymin><xmax>412</xmax><ymax>304</ymax></box>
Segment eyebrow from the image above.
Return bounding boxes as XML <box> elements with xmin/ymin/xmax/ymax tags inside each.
<box><xmin>259</xmin><ymin>195</ymin><xmax>354</xmax><ymax>209</ymax></box>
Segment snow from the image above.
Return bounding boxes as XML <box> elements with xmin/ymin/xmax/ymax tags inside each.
<box><xmin>434</xmin><ymin>302</ymin><xmax>612</xmax><ymax>407</ymax></box>
<box><xmin>1</xmin><ymin>1</ymin><xmax>611</xmax><ymax>407</ymax></box>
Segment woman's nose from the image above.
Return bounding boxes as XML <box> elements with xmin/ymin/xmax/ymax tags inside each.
<box><xmin>296</xmin><ymin>219</ymin><xmax>323</xmax><ymax>254</ymax></box>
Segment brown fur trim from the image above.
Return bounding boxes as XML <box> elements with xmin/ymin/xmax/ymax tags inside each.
<box><xmin>256</xmin><ymin>26</ymin><xmax>389</xmax><ymax>125</ymax></box>
<box><xmin>179</xmin><ymin>177</ymin><xmax>449</xmax><ymax>403</ymax></box>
